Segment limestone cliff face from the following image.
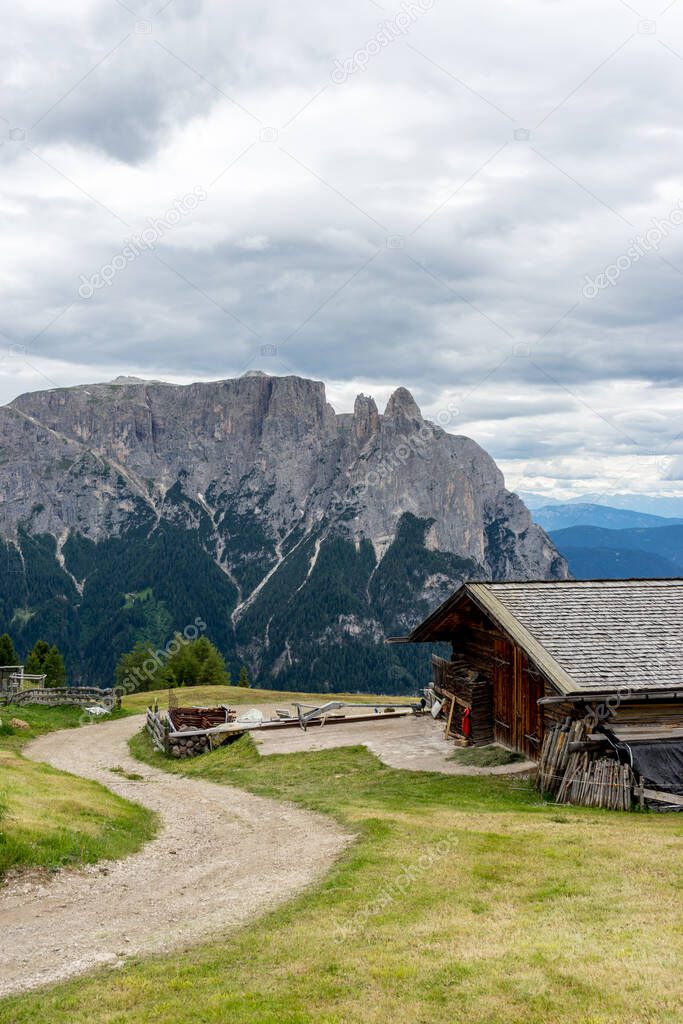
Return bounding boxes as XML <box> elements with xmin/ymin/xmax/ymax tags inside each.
<box><xmin>0</xmin><ymin>373</ymin><xmax>567</xmax><ymax>689</ymax></box>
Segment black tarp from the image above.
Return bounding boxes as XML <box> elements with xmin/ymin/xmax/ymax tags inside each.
<box><xmin>622</xmin><ymin>740</ymin><xmax>683</xmax><ymax>796</ymax></box>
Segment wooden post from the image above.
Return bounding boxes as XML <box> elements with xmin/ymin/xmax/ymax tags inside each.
<box><xmin>443</xmin><ymin>696</ymin><xmax>456</xmax><ymax>740</ymax></box>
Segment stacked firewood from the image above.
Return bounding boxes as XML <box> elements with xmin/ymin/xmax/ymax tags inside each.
<box><xmin>537</xmin><ymin>718</ymin><xmax>636</xmax><ymax>811</ymax></box>
<box><xmin>536</xmin><ymin>718</ymin><xmax>585</xmax><ymax>796</ymax></box>
<box><xmin>169</xmin><ymin>734</ymin><xmax>211</xmax><ymax>759</ymax></box>
<box><xmin>169</xmin><ymin>706</ymin><xmax>236</xmax><ymax>731</ymax></box>
<box><xmin>556</xmin><ymin>754</ymin><xmax>634</xmax><ymax>810</ymax></box>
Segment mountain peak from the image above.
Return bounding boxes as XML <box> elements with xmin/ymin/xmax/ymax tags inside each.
<box><xmin>384</xmin><ymin>387</ymin><xmax>422</xmax><ymax>421</ymax></box>
<box><xmin>109</xmin><ymin>375</ymin><xmax>154</xmax><ymax>385</ymax></box>
<box><xmin>353</xmin><ymin>393</ymin><xmax>379</xmax><ymax>442</ymax></box>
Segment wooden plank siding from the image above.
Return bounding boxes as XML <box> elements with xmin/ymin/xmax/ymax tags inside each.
<box><xmin>429</xmin><ymin>596</ymin><xmax>549</xmax><ymax>759</ymax></box>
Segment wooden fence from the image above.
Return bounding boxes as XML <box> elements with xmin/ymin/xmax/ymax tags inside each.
<box><xmin>146</xmin><ymin>706</ymin><xmax>168</xmax><ymax>753</ymax></box>
<box><xmin>3</xmin><ymin>686</ymin><xmax>116</xmax><ymax>707</ymax></box>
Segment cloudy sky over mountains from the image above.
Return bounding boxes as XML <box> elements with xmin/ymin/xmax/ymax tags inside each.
<box><xmin>1</xmin><ymin>0</ymin><xmax>682</xmax><ymax>498</ymax></box>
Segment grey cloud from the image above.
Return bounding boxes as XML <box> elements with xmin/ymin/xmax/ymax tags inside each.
<box><xmin>664</xmin><ymin>456</ymin><xmax>683</xmax><ymax>480</ymax></box>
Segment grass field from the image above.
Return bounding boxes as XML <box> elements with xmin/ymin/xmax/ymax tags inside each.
<box><xmin>449</xmin><ymin>744</ymin><xmax>527</xmax><ymax>767</ymax></box>
<box><xmin>3</xmin><ymin>714</ymin><xmax>682</xmax><ymax>1024</ymax></box>
<box><xmin>122</xmin><ymin>683</ymin><xmax>403</xmax><ymax>713</ymax></box>
<box><xmin>0</xmin><ymin>704</ymin><xmax>156</xmax><ymax>878</ymax></box>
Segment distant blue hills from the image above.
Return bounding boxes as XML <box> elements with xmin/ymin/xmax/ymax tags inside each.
<box><xmin>533</xmin><ymin>502</ymin><xmax>683</xmax><ymax>532</ymax></box>
<box><xmin>520</xmin><ymin>491</ymin><xmax>683</xmax><ymax>518</ymax></box>
<box><xmin>545</xmin><ymin>519</ymin><xmax>683</xmax><ymax>581</ymax></box>
<box><xmin>521</xmin><ymin>495</ymin><xmax>683</xmax><ymax>578</ymax></box>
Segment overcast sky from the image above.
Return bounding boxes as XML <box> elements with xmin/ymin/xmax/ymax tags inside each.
<box><xmin>1</xmin><ymin>0</ymin><xmax>682</xmax><ymax>499</ymax></box>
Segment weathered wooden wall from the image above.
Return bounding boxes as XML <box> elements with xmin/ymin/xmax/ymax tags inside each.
<box><xmin>433</xmin><ymin>598</ymin><xmax>551</xmax><ymax>759</ymax></box>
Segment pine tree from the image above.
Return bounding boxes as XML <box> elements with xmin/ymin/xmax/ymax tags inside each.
<box><xmin>189</xmin><ymin>636</ymin><xmax>230</xmax><ymax>686</ymax></box>
<box><xmin>114</xmin><ymin>635</ymin><xmax>230</xmax><ymax>692</ymax></box>
<box><xmin>115</xmin><ymin>639</ymin><xmax>173</xmax><ymax>693</ymax></box>
<box><xmin>238</xmin><ymin>665</ymin><xmax>250</xmax><ymax>688</ymax></box>
<box><xmin>167</xmin><ymin>637</ymin><xmax>196</xmax><ymax>687</ymax></box>
<box><xmin>43</xmin><ymin>645</ymin><xmax>66</xmax><ymax>688</ymax></box>
<box><xmin>25</xmin><ymin>640</ymin><xmax>50</xmax><ymax>676</ymax></box>
<box><xmin>0</xmin><ymin>633</ymin><xmax>18</xmax><ymax>666</ymax></box>
<box><xmin>25</xmin><ymin>640</ymin><xmax>67</xmax><ymax>687</ymax></box>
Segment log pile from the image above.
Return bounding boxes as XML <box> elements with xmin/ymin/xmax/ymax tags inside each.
<box><xmin>168</xmin><ymin>706</ymin><xmax>236</xmax><ymax>731</ymax></box>
<box><xmin>537</xmin><ymin>718</ymin><xmax>635</xmax><ymax>810</ymax></box>
<box><xmin>465</xmin><ymin>680</ymin><xmax>493</xmax><ymax>745</ymax></box>
<box><xmin>146</xmin><ymin>704</ymin><xmax>239</xmax><ymax>758</ymax></box>
<box><xmin>556</xmin><ymin>754</ymin><xmax>634</xmax><ymax>810</ymax></box>
<box><xmin>169</xmin><ymin>734</ymin><xmax>211</xmax><ymax>759</ymax></box>
<box><xmin>432</xmin><ymin>655</ymin><xmax>493</xmax><ymax>746</ymax></box>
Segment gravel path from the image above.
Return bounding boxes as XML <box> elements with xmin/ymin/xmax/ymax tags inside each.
<box><xmin>254</xmin><ymin>713</ymin><xmax>537</xmax><ymax>776</ymax></box>
<box><xmin>0</xmin><ymin>715</ymin><xmax>351</xmax><ymax>997</ymax></box>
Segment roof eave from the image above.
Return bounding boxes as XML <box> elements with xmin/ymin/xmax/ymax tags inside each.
<box><xmin>464</xmin><ymin>583</ymin><xmax>577</xmax><ymax>695</ymax></box>
<box><xmin>404</xmin><ymin>583</ymin><xmax>472</xmax><ymax>643</ymax></box>
<box><xmin>396</xmin><ymin>581</ymin><xmax>577</xmax><ymax>694</ymax></box>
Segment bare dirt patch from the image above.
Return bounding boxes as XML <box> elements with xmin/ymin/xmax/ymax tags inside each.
<box><xmin>0</xmin><ymin>715</ymin><xmax>350</xmax><ymax>997</ymax></box>
<box><xmin>254</xmin><ymin>712</ymin><xmax>536</xmax><ymax>776</ymax></box>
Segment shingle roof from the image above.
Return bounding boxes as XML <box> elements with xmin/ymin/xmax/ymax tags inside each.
<box><xmin>407</xmin><ymin>579</ymin><xmax>683</xmax><ymax>695</ymax></box>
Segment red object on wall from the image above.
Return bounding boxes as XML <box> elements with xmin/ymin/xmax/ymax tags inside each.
<box><xmin>462</xmin><ymin>706</ymin><xmax>472</xmax><ymax>738</ymax></box>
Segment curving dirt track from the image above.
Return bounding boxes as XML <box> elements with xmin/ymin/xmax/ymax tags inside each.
<box><xmin>0</xmin><ymin>715</ymin><xmax>350</xmax><ymax>997</ymax></box>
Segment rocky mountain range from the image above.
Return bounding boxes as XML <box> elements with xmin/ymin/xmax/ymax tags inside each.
<box><xmin>0</xmin><ymin>372</ymin><xmax>568</xmax><ymax>691</ymax></box>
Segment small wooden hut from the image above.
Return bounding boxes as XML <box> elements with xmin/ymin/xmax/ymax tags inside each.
<box><xmin>389</xmin><ymin>580</ymin><xmax>683</xmax><ymax>786</ymax></box>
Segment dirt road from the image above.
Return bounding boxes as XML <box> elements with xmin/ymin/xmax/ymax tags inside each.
<box><xmin>254</xmin><ymin>713</ymin><xmax>536</xmax><ymax>775</ymax></box>
<box><xmin>0</xmin><ymin>715</ymin><xmax>350</xmax><ymax>997</ymax></box>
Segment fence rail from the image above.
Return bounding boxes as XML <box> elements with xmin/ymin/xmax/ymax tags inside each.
<box><xmin>146</xmin><ymin>706</ymin><xmax>168</xmax><ymax>752</ymax></box>
<box><xmin>2</xmin><ymin>687</ymin><xmax>116</xmax><ymax>707</ymax></box>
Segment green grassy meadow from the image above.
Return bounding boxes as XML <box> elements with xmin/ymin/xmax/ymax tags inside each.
<box><xmin>122</xmin><ymin>683</ymin><xmax>402</xmax><ymax>713</ymax></box>
<box><xmin>0</xmin><ymin>704</ymin><xmax>156</xmax><ymax>879</ymax></box>
<box><xmin>449</xmin><ymin>744</ymin><xmax>527</xmax><ymax>767</ymax></box>
<box><xmin>2</xmin><ymin>706</ymin><xmax>681</xmax><ymax>1024</ymax></box>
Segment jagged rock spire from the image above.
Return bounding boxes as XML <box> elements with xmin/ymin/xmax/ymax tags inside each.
<box><xmin>383</xmin><ymin>387</ymin><xmax>422</xmax><ymax>422</ymax></box>
<box><xmin>353</xmin><ymin>393</ymin><xmax>380</xmax><ymax>442</ymax></box>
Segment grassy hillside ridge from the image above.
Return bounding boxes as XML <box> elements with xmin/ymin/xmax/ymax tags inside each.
<box><xmin>3</xmin><ymin>721</ymin><xmax>681</xmax><ymax>1023</ymax></box>
<box><xmin>123</xmin><ymin>683</ymin><xmax>407</xmax><ymax>713</ymax></box>
<box><xmin>0</xmin><ymin>705</ymin><xmax>156</xmax><ymax>879</ymax></box>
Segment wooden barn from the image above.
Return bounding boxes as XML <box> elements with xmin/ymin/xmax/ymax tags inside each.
<box><xmin>390</xmin><ymin>580</ymin><xmax>683</xmax><ymax>775</ymax></box>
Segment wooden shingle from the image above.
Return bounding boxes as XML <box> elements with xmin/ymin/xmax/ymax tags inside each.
<box><xmin>406</xmin><ymin>579</ymin><xmax>683</xmax><ymax>695</ymax></box>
